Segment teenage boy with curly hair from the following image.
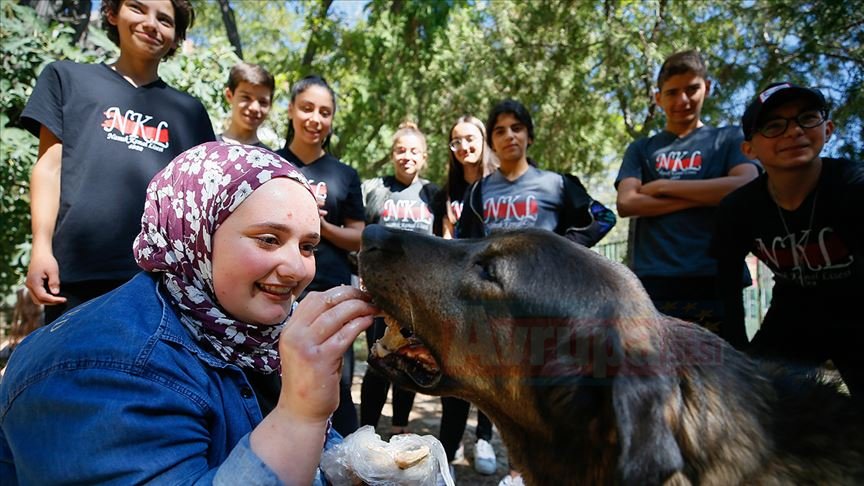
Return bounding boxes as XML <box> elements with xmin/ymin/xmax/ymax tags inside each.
<box><xmin>22</xmin><ymin>0</ymin><xmax>215</xmax><ymax>323</ymax></box>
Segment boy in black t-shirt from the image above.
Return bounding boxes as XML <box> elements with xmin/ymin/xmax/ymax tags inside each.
<box><xmin>22</xmin><ymin>0</ymin><xmax>215</xmax><ymax>323</ymax></box>
<box><xmin>712</xmin><ymin>83</ymin><xmax>864</xmax><ymax>399</ymax></box>
<box><xmin>217</xmin><ymin>62</ymin><xmax>274</xmax><ymax>149</ymax></box>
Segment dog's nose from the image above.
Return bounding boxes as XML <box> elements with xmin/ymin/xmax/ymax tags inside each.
<box><xmin>361</xmin><ymin>224</ymin><xmax>405</xmax><ymax>254</ymax></box>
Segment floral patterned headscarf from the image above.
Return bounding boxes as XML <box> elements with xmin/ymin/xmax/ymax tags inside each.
<box><xmin>134</xmin><ymin>142</ymin><xmax>314</xmax><ymax>373</ymax></box>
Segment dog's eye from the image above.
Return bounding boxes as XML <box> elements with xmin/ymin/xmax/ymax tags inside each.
<box><xmin>476</xmin><ymin>261</ymin><xmax>497</xmax><ymax>283</ymax></box>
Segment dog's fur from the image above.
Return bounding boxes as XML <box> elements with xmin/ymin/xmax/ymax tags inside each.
<box><xmin>358</xmin><ymin>225</ymin><xmax>864</xmax><ymax>485</ymax></box>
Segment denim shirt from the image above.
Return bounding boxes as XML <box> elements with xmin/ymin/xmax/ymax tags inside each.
<box><xmin>0</xmin><ymin>272</ymin><xmax>336</xmax><ymax>485</ymax></box>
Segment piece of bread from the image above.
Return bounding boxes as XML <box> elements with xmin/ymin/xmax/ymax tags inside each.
<box><xmin>394</xmin><ymin>445</ymin><xmax>430</xmax><ymax>469</ymax></box>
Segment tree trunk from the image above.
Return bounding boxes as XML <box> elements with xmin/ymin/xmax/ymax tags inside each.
<box><xmin>218</xmin><ymin>0</ymin><xmax>243</xmax><ymax>60</ymax></box>
<box><xmin>301</xmin><ymin>0</ymin><xmax>334</xmax><ymax>68</ymax></box>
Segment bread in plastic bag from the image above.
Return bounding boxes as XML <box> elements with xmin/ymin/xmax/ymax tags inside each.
<box><xmin>321</xmin><ymin>425</ymin><xmax>455</xmax><ymax>486</ymax></box>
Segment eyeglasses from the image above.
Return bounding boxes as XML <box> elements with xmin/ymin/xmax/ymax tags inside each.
<box><xmin>756</xmin><ymin>110</ymin><xmax>826</xmax><ymax>138</ymax></box>
<box><xmin>448</xmin><ymin>136</ymin><xmax>476</xmax><ymax>152</ymax></box>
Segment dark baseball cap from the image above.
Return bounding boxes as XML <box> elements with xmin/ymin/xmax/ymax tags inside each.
<box><xmin>741</xmin><ymin>82</ymin><xmax>827</xmax><ymax>140</ymax></box>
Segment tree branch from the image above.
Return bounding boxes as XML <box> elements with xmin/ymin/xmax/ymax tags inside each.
<box><xmin>218</xmin><ymin>0</ymin><xmax>243</xmax><ymax>59</ymax></box>
<box><xmin>301</xmin><ymin>0</ymin><xmax>334</xmax><ymax>68</ymax></box>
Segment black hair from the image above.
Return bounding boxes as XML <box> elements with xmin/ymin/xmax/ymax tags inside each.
<box><xmin>226</xmin><ymin>62</ymin><xmax>275</xmax><ymax>100</ymax></box>
<box><xmin>101</xmin><ymin>0</ymin><xmax>194</xmax><ymax>58</ymax></box>
<box><xmin>656</xmin><ymin>50</ymin><xmax>708</xmax><ymax>89</ymax></box>
<box><xmin>283</xmin><ymin>75</ymin><xmax>336</xmax><ymax>151</ymax></box>
<box><xmin>485</xmin><ymin>99</ymin><xmax>535</xmax><ymax>149</ymax></box>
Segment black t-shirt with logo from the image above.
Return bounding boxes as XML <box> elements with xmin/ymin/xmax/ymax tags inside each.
<box><xmin>712</xmin><ymin>158</ymin><xmax>864</xmax><ymax>327</ymax></box>
<box><xmin>21</xmin><ymin>61</ymin><xmax>215</xmax><ymax>283</ymax></box>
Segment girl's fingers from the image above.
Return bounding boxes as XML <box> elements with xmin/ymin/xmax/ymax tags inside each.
<box><xmin>318</xmin><ymin>314</ymin><xmax>374</xmax><ymax>355</ymax></box>
<box><xmin>306</xmin><ymin>299</ymin><xmax>377</xmax><ymax>344</ymax></box>
<box><xmin>294</xmin><ymin>286</ymin><xmax>371</xmax><ymax>318</ymax></box>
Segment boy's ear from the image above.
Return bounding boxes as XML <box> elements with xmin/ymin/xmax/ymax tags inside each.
<box><xmin>740</xmin><ymin>140</ymin><xmax>759</xmax><ymax>161</ymax></box>
<box><xmin>703</xmin><ymin>78</ymin><xmax>712</xmax><ymax>97</ymax></box>
<box><xmin>825</xmin><ymin>119</ymin><xmax>835</xmax><ymax>140</ymax></box>
<box><xmin>224</xmin><ymin>87</ymin><xmax>234</xmax><ymax>103</ymax></box>
<box><xmin>106</xmin><ymin>7</ymin><xmax>118</xmax><ymax>26</ymax></box>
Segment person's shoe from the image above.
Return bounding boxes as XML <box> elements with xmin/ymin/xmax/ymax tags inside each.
<box><xmin>473</xmin><ymin>438</ymin><xmax>497</xmax><ymax>475</ymax></box>
<box><xmin>453</xmin><ymin>441</ymin><xmax>465</xmax><ymax>462</ymax></box>
<box><xmin>497</xmin><ymin>472</ymin><xmax>525</xmax><ymax>486</ymax></box>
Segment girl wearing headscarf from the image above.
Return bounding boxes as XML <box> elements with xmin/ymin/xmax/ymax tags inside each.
<box><xmin>0</xmin><ymin>142</ymin><xmax>376</xmax><ymax>485</ymax></box>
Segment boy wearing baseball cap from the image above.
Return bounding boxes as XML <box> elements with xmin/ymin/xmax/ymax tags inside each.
<box><xmin>712</xmin><ymin>83</ymin><xmax>863</xmax><ymax>399</ymax></box>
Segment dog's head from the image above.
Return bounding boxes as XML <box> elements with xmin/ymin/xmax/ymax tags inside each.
<box><xmin>359</xmin><ymin>225</ymin><xmax>691</xmax><ymax>483</ymax></box>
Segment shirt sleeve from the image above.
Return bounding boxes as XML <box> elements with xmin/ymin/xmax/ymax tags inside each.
<box><xmin>1</xmin><ymin>368</ymin><xmax>276</xmax><ymax>485</ymax></box>
<box><xmin>710</xmin><ymin>195</ymin><xmax>752</xmax><ymax>349</ymax></box>
<box><xmin>213</xmin><ymin>434</ymin><xmax>282</xmax><ymax>486</ymax></box>
<box><xmin>193</xmin><ymin>103</ymin><xmax>217</xmax><ymax>145</ymax></box>
<box><xmin>558</xmin><ymin>174</ymin><xmax>616</xmax><ymax>247</ymax></box>
<box><xmin>20</xmin><ymin>62</ymin><xmax>65</xmax><ymax>140</ymax></box>
<box><xmin>615</xmin><ymin>138</ymin><xmax>646</xmax><ymax>187</ymax></box>
<box><xmin>835</xmin><ymin>159</ymin><xmax>864</xmax><ymax>254</ymax></box>
<box><xmin>721</xmin><ymin>126</ymin><xmax>757</xmax><ymax>172</ymax></box>
<box><xmin>343</xmin><ymin>168</ymin><xmax>366</xmax><ymax>222</ymax></box>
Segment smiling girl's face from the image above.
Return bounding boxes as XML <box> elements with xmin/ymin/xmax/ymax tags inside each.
<box><xmin>289</xmin><ymin>84</ymin><xmax>334</xmax><ymax>148</ymax></box>
<box><xmin>391</xmin><ymin>133</ymin><xmax>427</xmax><ymax>184</ymax></box>
<box><xmin>212</xmin><ymin>178</ymin><xmax>320</xmax><ymax>325</ymax></box>
<box><xmin>450</xmin><ymin>122</ymin><xmax>484</xmax><ymax>166</ymax></box>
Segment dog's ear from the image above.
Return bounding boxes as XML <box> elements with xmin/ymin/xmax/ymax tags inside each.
<box><xmin>613</xmin><ymin>374</ymin><xmax>683</xmax><ymax>485</ymax></box>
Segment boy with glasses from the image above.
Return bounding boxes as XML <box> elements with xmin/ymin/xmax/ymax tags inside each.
<box><xmin>712</xmin><ymin>83</ymin><xmax>863</xmax><ymax>399</ymax></box>
<box><xmin>615</xmin><ymin>50</ymin><xmax>759</xmax><ymax>347</ymax></box>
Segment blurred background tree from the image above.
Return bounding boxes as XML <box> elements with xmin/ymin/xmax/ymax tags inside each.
<box><xmin>1</xmin><ymin>0</ymin><xmax>862</xmax><ymax>299</ymax></box>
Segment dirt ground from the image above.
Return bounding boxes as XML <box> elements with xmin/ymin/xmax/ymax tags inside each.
<box><xmin>348</xmin><ymin>361</ymin><xmax>509</xmax><ymax>486</ymax></box>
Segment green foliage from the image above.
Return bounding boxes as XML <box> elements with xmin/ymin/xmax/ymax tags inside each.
<box><xmin>0</xmin><ymin>2</ymin><xmax>106</xmax><ymax>298</ymax></box>
<box><xmin>159</xmin><ymin>41</ymin><xmax>240</xmax><ymax>134</ymax></box>
<box><xmin>0</xmin><ymin>2</ymin><xmax>237</xmax><ymax>299</ymax></box>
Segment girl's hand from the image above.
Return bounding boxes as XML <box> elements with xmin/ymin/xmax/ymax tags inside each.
<box><xmin>276</xmin><ymin>286</ymin><xmax>376</xmax><ymax>422</ymax></box>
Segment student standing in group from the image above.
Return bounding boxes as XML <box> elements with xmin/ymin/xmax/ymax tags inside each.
<box><xmin>359</xmin><ymin>122</ymin><xmax>438</xmax><ymax>436</ymax></box>
<box><xmin>217</xmin><ymin>61</ymin><xmax>274</xmax><ymax>149</ymax></box>
<box><xmin>614</xmin><ymin>49</ymin><xmax>759</xmax><ymax>348</ymax></box>
<box><xmin>712</xmin><ymin>83</ymin><xmax>863</xmax><ymax>399</ymax></box>
<box><xmin>457</xmin><ymin>99</ymin><xmax>615</xmax><ymax>245</ymax></box>
<box><xmin>457</xmin><ymin>100</ymin><xmax>616</xmax><ymax>486</ymax></box>
<box><xmin>434</xmin><ymin>115</ymin><xmax>500</xmax><ymax>476</ymax></box>
<box><xmin>435</xmin><ymin>115</ymin><xmax>500</xmax><ymax>238</ymax></box>
<box><xmin>276</xmin><ymin>75</ymin><xmax>365</xmax><ymax>436</ymax></box>
<box><xmin>1</xmin><ymin>142</ymin><xmax>377</xmax><ymax>484</ymax></box>
<box><xmin>22</xmin><ymin>0</ymin><xmax>215</xmax><ymax>324</ymax></box>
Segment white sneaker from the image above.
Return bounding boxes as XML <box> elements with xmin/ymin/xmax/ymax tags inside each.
<box><xmin>473</xmin><ymin>438</ymin><xmax>497</xmax><ymax>475</ymax></box>
<box><xmin>453</xmin><ymin>442</ymin><xmax>465</xmax><ymax>462</ymax></box>
<box><xmin>497</xmin><ymin>473</ymin><xmax>525</xmax><ymax>486</ymax></box>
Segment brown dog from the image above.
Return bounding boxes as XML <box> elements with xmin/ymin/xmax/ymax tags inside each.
<box><xmin>358</xmin><ymin>225</ymin><xmax>864</xmax><ymax>485</ymax></box>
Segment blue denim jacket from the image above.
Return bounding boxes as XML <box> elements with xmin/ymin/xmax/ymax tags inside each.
<box><xmin>0</xmin><ymin>272</ymin><xmax>336</xmax><ymax>485</ymax></box>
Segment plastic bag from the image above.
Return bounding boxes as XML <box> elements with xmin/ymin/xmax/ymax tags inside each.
<box><xmin>321</xmin><ymin>426</ymin><xmax>454</xmax><ymax>486</ymax></box>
